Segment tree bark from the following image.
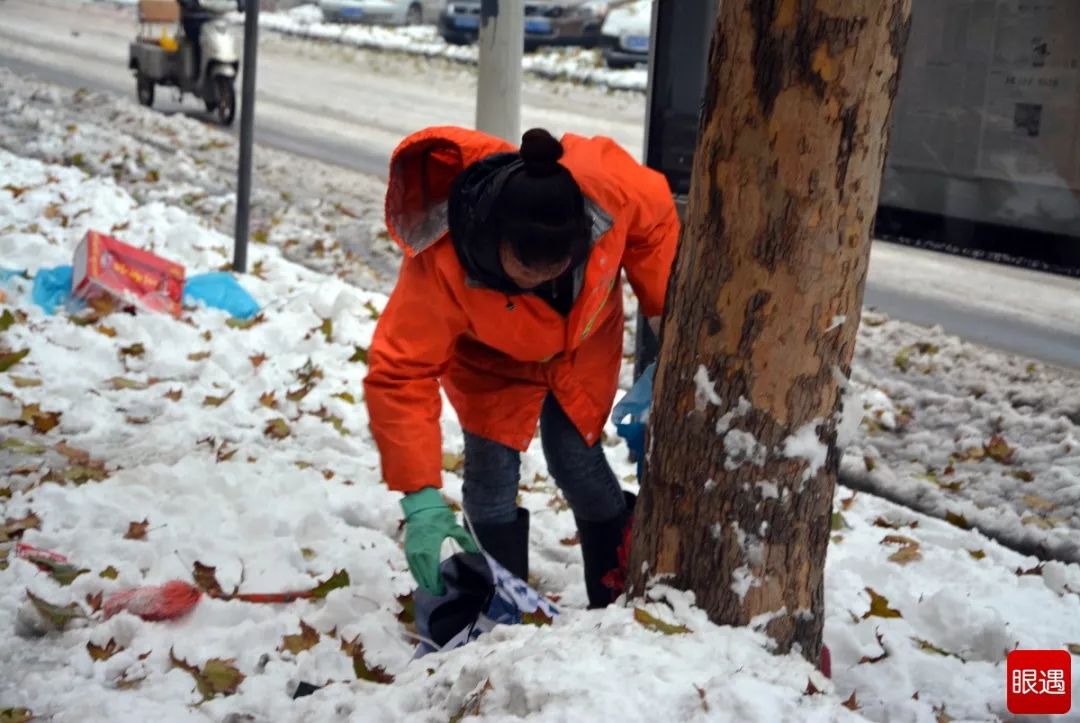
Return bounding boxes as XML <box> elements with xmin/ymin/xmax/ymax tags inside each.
<box><xmin>626</xmin><ymin>0</ymin><xmax>911</xmax><ymax>661</ymax></box>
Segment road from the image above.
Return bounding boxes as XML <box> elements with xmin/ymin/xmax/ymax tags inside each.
<box><xmin>3</xmin><ymin>0</ymin><xmax>1079</xmax><ymax>370</ymax></box>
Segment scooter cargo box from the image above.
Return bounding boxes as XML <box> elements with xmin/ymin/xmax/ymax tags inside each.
<box><xmin>138</xmin><ymin>0</ymin><xmax>180</xmax><ymax>24</ymax></box>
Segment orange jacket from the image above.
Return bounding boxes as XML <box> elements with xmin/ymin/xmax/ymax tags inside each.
<box><xmin>364</xmin><ymin>126</ymin><xmax>679</xmax><ymax>493</ymax></box>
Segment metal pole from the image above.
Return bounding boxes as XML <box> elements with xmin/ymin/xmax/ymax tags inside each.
<box><xmin>475</xmin><ymin>0</ymin><xmax>523</xmax><ymax>142</ymax></box>
<box><xmin>233</xmin><ymin>0</ymin><xmax>260</xmax><ymax>273</ymax></box>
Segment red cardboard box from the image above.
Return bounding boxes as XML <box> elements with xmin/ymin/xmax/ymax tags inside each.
<box><xmin>72</xmin><ymin>231</ymin><xmax>186</xmax><ymax>316</ymax></box>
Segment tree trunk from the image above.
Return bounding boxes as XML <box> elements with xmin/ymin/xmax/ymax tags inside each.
<box><xmin>626</xmin><ymin>0</ymin><xmax>911</xmax><ymax>661</ymax></box>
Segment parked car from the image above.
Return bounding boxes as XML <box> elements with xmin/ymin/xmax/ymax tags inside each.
<box><xmin>439</xmin><ymin>0</ymin><xmax>606</xmax><ymax>49</ymax></box>
<box><xmin>319</xmin><ymin>0</ymin><xmax>443</xmax><ymax>25</ymax></box>
<box><xmin>600</xmin><ymin>0</ymin><xmax>650</xmax><ymax>68</ymax></box>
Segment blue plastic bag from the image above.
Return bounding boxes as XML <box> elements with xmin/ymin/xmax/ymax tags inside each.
<box><xmin>611</xmin><ymin>362</ymin><xmax>655</xmax><ymax>479</ymax></box>
<box><xmin>31</xmin><ymin>265</ymin><xmax>78</xmax><ymax>315</ymax></box>
<box><xmin>183</xmin><ymin>272</ymin><xmax>259</xmax><ymax>319</ymax></box>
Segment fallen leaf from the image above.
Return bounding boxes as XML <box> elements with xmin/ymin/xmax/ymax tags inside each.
<box><xmin>125</xmin><ymin>416</ymin><xmax>150</xmax><ymax>425</ymax></box>
<box><xmin>912</xmin><ymin>637</ymin><xmax>963</xmax><ymax>660</ymax></box>
<box><xmin>0</xmin><ymin>708</ymin><xmax>33</xmax><ymax>723</ymax></box>
<box><xmin>842</xmin><ymin>692</ymin><xmax>859</xmax><ymax>711</ymax></box>
<box><xmin>251</xmin><ymin>260</ymin><xmax>268</xmax><ymax>279</ymax></box>
<box><xmin>840</xmin><ymin>491</ymin><xmax>857</xmax><ymax>510</ymax></box>
<box><xmin>559</xmin><ymin>532</ymin><xmax>580</xmax><ymax>546</ymax></box>
<box><xmin>2</xmin><ymin>438</ymin><xmax>46</xmax><ymax>454</ymax></box>
<box><xmin>100</xmin><ymin>565</ymin><xmax>119</xmax><ymax>580</ymax></box>
<box><xmin>449</xmin><ymin>679</ymin><xmax>493</xmax><ymax>722</ymax></box>
<box><xmin>2</xmin><ymin>183</ymin><xmax>28</xmax><ymax>198</ymax></box>
<box><xmin>318</xmin><ymin>318</ymin><xmax>333</xmax><ymax>343</ymax></box>
<box><xmin>202</xmin><ymin>330</ymin><xmax>213</xmax><ymax>342</ymax></box>
<box><xmin>0</xmin><ymin>310</ymin><xmax>15</xmax><ymax>332</ymax></box>
<box><xmin>831</xmin><ymin>511</ymin><xmax>850</xmax><ymax>531</ymax></box>
<box><xmin>264</xmin><ymin>418</ymin><xmax>291</xmax><ymax>439</ymax></box>
<box><xmin>333</xmin><ymin>392</ymin><xmax>356</xmax><ymax>405</ymax></box>
<box><xmin>309</xmin><ymin>569</ymin><xmax>350</xmax><ymax>599</ymax></box>
<box><xmin>193</xmin><ymin>561</ymin><xmax>225</xmax><ymax>597</ymax></box>
<box><xmin>259</xmin><ymin>391</ymin><xmax>277</xmax><ymax>409</ymax></box>
<box><xmin>862</xmin><ymin>588</ymin><xmax>902</xmax><ymax>619</ymax></box>
<box><xmin>340</xmin><ymin>636</ymin><xmax>394</xmax><ymax>684</ymax></box>
<box><xmin>695</xmin><ymin>684</ymin><xmax>709</xmax><ymax>712</ymax></box>
<box><xmin>1022</xmin><ymin>494</ymin><xmax>1056</xmax><ymax>512</ymax></box>
<box><xmin>85</xmin><ymin>591</ymin><xmax>103</xmax><ymax>612</ymax></box>
<box><xmin>349</xmin><ymin>346</ymin><xmax>368</xmax><ymax>364</ymax></box>
<box><xmin>249</xmin><ymin>352</ymin><xmax>268</xmax><ymax>369</ymax></box>
<box><xmin>934</xmin><ymin>703</ymin><xmax>953</xmax><ymax>723</ymax></box>
<box><xmin>226</xmin><ymin>313</ymin><xmax>265</xmax><ymax>330</ymax></box>
<box><xmin>10</xmin><ymin>376</ymin><xmax>41</xmax><ymax>388</ymax></box>
<box><xmin>125</xmin><ymin>519</ymin><xmax>149</xmax><ymax>540</ymax></box>
<box><xmin>634</xmin><ymin>607</ymin><xmax>691</xmax><ymax>635</ymax></box>
<box><xmin>363</xmin><ymin>301</ymin><xmax>381</xmax><ymax>320</ymax></box>
<box><xmin>108</xmin><ymin>376</ymin><xmax>148</xmax><ymax>391</ymax></box>
<box><xmin>396</xmin><ymin>593</ymin><xmax>415</xmax><ymax>624</ymax></box>
<box><xmin>301</xmin><ymin>548</ymin><xmax>317</xmax><ymax>561</ymax></box>
<box><xmin>1016</xmin><ymin>563</ymin><xmax>1045</xmax><ymax>577</ymax></box>
<box><xmin>894</xmin><ymin>347</ymin><xmax>912</xmax><ymax>372</ymax></box>
<box><xmin>858</xmin><ymin>629</ymin><xmax>889</xmax><ymax>664</ymax></box>
<box><xmin>522</xmin><ymin>609</ymin><xmax>554</xmax><ymax>627</ymax></box>
<box><xmin>170</xmin><ymin>650</ymin><xmax>246</xmax><ymax>699</ymax></box>
<box><xmin>1</xmin><ymin>512</ymin><xmax>41</xmax><ymax>542</ymax></box>
<box><xmin>31</xmin><ymin>557</ymin><xmax>89</xmax><ymax>585</ymax></box>
<box><xmin>967</xmin><ymin>550</ymin><xmax>986</xmax><ymax>560</ymax></box>
<box><xmin>984</xmin><ymin>435</ymin><xmax>1015</xmax><ymax>465</ymax></box>
<box><xmin>43</xmin><ymin>203</ymin><xmax>63</xmax><ymax>220</ymax></box>
<box><xmin>888</xmin><ymin>545</ymin><xmax>923</xmax><ymax>566</ymax></box>
<box><xmin>1010</xmin><ymin>470</ymin><xmax>1035</xmax><ymax>482</ymax></box>
<box><xmin>95</xmin><ymin>324</ymin><xmax>117</xmax><ymax>338</ymax></box>
<box><xmin>1021</xmin><ymin>514</ymin><xmax>1056</xmax><ymax>530</ymax></box>
<box><xmin>119</xmin><ymin>343</ymin><xmax>145</xmax><ymax>358</ymax></box>
<box><xmin>20</xmin><ymin>404</ymin><xmax>61</xmax><ymax>434</ymax></box>
<box><xmin>26</xmin><ymin>589</ymin><xmax>86</xmax><ymax>628</ymax></box>
<box><xmin>880</xmin><ymin>534</ymin><xmax>919</xmax><ymax>546</ymax></box>
<box><xmin>441</xmin><ymin>452</ymin><xmax>465</xmax><ymax>473</ymax></box>
<box><xmin>321</xmin><ymin>469</ymin><xmax>334</xmax><ymax>480</ymax></box>
<box><xmin>88</xmin><ymin>638</ymin><xmax>125</xmax><ymax>661</ymax></box>
<box><xmin>55</xmin><ymin>441</ymin><xmax>90</xmax><ymax>462</ymax></box>
<box><xmin>64</xmin><ymin>462</ymin><xmax>109</xmax><ymax>484</ymax></box>
<box><xmin>163</xmin><ymin>388</ymin><xmax>183</xmax><ymax>402</ymax></box>
<box><xmin>944</xmin><ymin>511</ymin><xmax>971</xmax><ymax>530</ymax></box>
<box><xmin>187</xmin><ymin>351</ymin><xmax>211</xmax><ymax>362</ymax></box>
<box><xmin>286</xmin><ymin>384</ymin><xmax>313</xmax><ymax>403</ymax></box>
<box><xmin>805</xmin><ymin>678</ymin><xmax>822</xmax><ymax>695</ymax></box>
<box><xmin>216</xmin><ymin>446</ymin><xmax>238</xmax><ymax>463</ymax></box>
<box><xmin>0</xmin><ymin>349</ymin><xmax>30</xmax><ymax>372</ymax></box>
<box><xmin>202</xmin><ymin>390</ymin><xmax>235</xmax><ymax>407</ymax></box>
<box><xmin>279</xmin><ymin>621</ymin><xmax>320</xmax><ymax>655</ymax></box>
<box><xmin>1066</xmin><ymin>643</ymin><xmax>1080</xmax><ymax>655</ymax></box>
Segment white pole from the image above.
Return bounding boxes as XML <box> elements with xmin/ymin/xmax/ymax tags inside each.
<box><xmin>475</xmin><ymin>0</ymin><xmax>523</xmax><ymax>142</ymax></box>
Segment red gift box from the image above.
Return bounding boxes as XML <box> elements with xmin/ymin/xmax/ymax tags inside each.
<box><xmin>72</xmin><ymin>231</ymin><xmax>185</xmax><ymax>317</ymax></box>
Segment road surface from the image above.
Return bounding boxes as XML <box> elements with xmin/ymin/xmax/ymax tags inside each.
<box><xmin>2</xmin><ymin>0</ymin><xmax>1079</xmax><ymax>370</ymax></box>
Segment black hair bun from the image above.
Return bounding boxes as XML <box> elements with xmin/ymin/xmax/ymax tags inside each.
<box><xmin>520</xmin><ymin>128</ymin><xmax>564</xmax><ymax>177</ymax></box>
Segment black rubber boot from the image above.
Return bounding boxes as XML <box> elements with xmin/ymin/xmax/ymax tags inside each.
<box><xmin>577</xmin><ymin>492</ymin><xmax>637</xmax><ymax>609</ymax></box>
<box><xmin>467</xmin><ymin>508</ymin><xmax>530</xmax><ymax>581</ymax></box>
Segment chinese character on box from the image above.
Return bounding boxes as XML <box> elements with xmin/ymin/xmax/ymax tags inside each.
<box><xmin>1007</xmin><ymin>649</ymin><xmax>1072</xmax><ymax>715</ymax></box>
<box><xmin>72</xmin><ymin>231</ymin><xmax>185</xmax><ymax>317</ymax></box>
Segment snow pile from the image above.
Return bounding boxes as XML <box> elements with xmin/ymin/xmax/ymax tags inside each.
<box><xmin>4</xmin><ymin>149</ymin><xmax>1079</xmax><ymax>720</ymax></box>
<box><xmin>248</xmin><ymin>5</ymin><xmax>650</xmax><ymax>92</ymax></box>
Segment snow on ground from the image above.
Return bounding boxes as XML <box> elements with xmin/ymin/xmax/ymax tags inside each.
<box><xmin>249</xmin><ymin>4</ymin><xmax>649</xmax><ymax>92</ymax></box>
<box><xmin>3</xmin><ymin>139</ymin><xmax>1080</xmax><ymax>721</ymax></box>
<box><xmin>842</xmin><ymin>313</ymin><xmax>1080</xmax><ymax>563</ymax></box>
<box><xmin>0</xmin><ymin>68</ymin><xmax>397</xmax><ymax>292</ymax></box>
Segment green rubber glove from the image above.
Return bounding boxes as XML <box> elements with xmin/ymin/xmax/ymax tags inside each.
<box><xmin>401</xmin><ymin>487</ymin><xmax>480</xmax><ymax>595</ymax></box>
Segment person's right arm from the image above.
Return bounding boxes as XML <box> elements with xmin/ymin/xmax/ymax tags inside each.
<box><xmin>363</xmin><ymin>249</ymin><xmax>469</xmax><ymax>493</ymax></box>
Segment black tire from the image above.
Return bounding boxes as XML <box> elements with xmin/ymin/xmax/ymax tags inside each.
<box><xmin>136</xmin><ymin>74</ymin><xmax>154</xmax><ymax>107</ymax></box>
<box><xmin>405</xmin><ymin>2</ymin><xmax>422</xmax><ymax>24</ymax></box>
<box><xmin>214</xmin><ymin>76</ymin><xmax>236</xmax><ymax>126</ymax></box>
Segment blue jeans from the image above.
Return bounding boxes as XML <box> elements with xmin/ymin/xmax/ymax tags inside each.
<box><xmin>462</xmin><ymin>395</ymin><xmax>626</xmax><ymax>526</ymax></box>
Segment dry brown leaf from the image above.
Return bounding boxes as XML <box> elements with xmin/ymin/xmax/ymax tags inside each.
<box><xmin>259</xmin><ymin>391</ymin><xmax>277</xmax><ymax>409</ymax></box>
<box><xmin>163</xmin><ymin>388</ymin><xmax>183</xmax><ymax>402</ymax></box>
<box><xmin>88</xmin><ymin>638</ymin><xmax>125</xmax><ymax>661</ymax></box>
<box><xmin>279</xmin><ymin>621</ymin><xmax>320</xmax><ymax>655</ymax></box>
<box><xmin>559</xmin><ymin>533</ymin><xmax>580</xmax><ymax>546</ymax></box>
<box><xmin>249</xmin><ymin>353</ymin><xmax>268</xmax><ymax>369</ymax></box>
<box><xmin>1022</xmin><ymin>494</ymin><xmax>1056</xmax><ymax>512</ymax></box>
<box><xmin>984</xmin><ymin>435</ymin><xmax>1015</xmax><ymax>465</ymax></box>
<box><xmin>862</xmin><ymin>588</ymin><xmax>902</xmax><ymax>619</ymax></box>
<box><xmin>193</xmin><ymin>561</ymin><xmax>225</xmax><ymax>597</ymax></box>
<box><xmin>888</xmin><ymin>545</ymin><xmax>923</xmax><ymax>565</ymax></box>
<box><xmin>95</xmin><ymin>324</ymin><xmax>117</xmax><ymax>338</ymax></box>
<box><xmin>124</xmin><ymin>519</ymin><xmax>149</xmax><ymax>540</ymax></box>
<box><xmin>340</xmin><ymin>636</ymin><xmax>394</xmax><ymax>684</ymax></box>
<box><xmin>842</xmin><ymin>692</ymin><xmax>859</xmax><ymax>711</ymax></box>
<box><xmin>11</xmin><ymin>376</ymin><xmax>42</xmax><ymax>388</ymax></box>
<box><xmin>187</xmin><ymin>351</ymin><xmax>211</xmax><ymax>362</ymax></box>
<box><xmin>1</xmin><ymin>512</ymin><xmax>41</xmax><ymax>542</ymax></box>
<box><xmin>264</xmin><ymin>418</ymin><xmax>290</xmax><ymax>440</ymax></box>
<box><xmin>55</xmin><ymin>441</ymin><xmax>91</xmax><ymax>463</ymax></box>
<box><xmin>119</xmin><ymin>343</ymin><xmax>145</xmax><ymax>359</ymax></box>
<box><xmin>203</xmin><ymin>390</ymin><xmax>235</xmax><ymax>408</ymax></box>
